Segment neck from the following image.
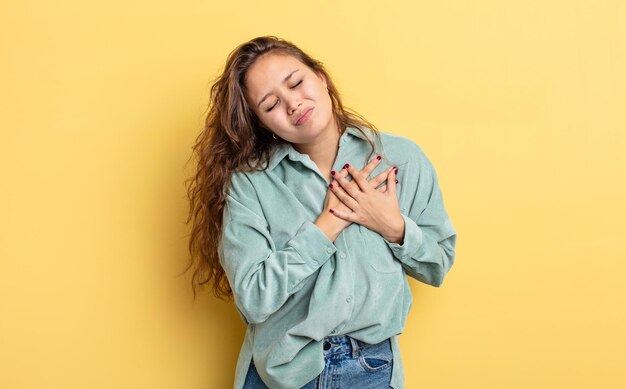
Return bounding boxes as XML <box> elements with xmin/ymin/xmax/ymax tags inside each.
<box><xmin>293</xmin><ymin>120</ymin><xmax>341</xmax><ymax>176</ymax></box>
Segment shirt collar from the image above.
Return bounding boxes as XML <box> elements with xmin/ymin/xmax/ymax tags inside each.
<box><xmin>266</xmin><ymin>126</ymin><xmax>370</xmax><ymax>172</ymax></box>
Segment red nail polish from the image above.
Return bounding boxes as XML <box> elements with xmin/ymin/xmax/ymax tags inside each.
<box><xmin>329</xmin><ymin>183</ymin><xmax>334</xmax><ymax>188</ymax></box>
<box><xmin>376</xmin><ymin>156</ymin><xmax>382</xmax><ymax>160</ymax></box>
<box><xmin>344</xmin><ymin>163</ymin><xmax>350</xmax><ymax>169</ymax></box>
<box><xmin>394</xmin><ymin>167</ymin><xmax>398</xmax><ymax>175</ymax></box>
<box><xmin>396</xmin><ymin>179</ymin><xmax>399</xmax><ymax>184</ymax></box>
<box><xmin>329</xmin><ymin>209</ymin><xmax>334</xmax><ymax>213</ymax></box>
<box><xmin>330</xmin><ymin>170</ymin><xmax>336</xmax><ymax>176</ymax></box>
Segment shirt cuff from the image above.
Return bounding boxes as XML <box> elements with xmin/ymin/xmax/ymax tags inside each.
<box><xmin>384</xmin><ymin>213</ymin><xmax>423</xmax><ymax>262</ymax></box>
<box><xmin>287</xmin><ymin>220</ymin><xmax>337</xmax><ymax>266</ymax></box>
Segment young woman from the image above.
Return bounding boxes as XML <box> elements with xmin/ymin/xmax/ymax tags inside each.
<box><xmin>185</xmin><ymin>36</ymin><xmax>457</xmax><ymax>389</ymax></box>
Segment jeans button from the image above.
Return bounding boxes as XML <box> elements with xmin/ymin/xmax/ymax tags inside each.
<box><xmin>323</xmin><ymin>341</ymin><xmax>331</xmax><ymax>351</ymax></box>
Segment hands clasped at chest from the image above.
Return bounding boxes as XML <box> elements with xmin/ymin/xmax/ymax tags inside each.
<box><xmin>322</xmin><ymin>155</ymin><xmax>406</xmax><ymax>245</ymax></box>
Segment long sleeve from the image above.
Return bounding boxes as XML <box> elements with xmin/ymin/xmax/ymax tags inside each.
<box><xmin>219</xmin><ymin>172</ymin><xmax>337</xmax><ymax>325</ymax></box>
<box><xmin>384</xmin><ymin>145</ymin><xmax>457</xmax><ymax>287</ymax></box>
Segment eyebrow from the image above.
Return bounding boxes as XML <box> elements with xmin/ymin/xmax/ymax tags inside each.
<box><xmin>257</xmin><ymin>69</ymin><xmax>300</xmax><ymax>107</ymax></box>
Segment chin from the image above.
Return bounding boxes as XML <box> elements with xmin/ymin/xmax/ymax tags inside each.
<box><xmin>307</xmin><ymin>122</ymin><xmax>328</xmax><ymax>139</ymax></box>
<box><xmin>289</xmin><ymin>128</ymin><xmax>321</xmax><ymax>146</ymax></box>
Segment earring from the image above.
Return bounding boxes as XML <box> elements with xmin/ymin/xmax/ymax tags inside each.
<box><xmin>272</xmin><ymin>133</ymin><xmax>278</xmax><ymax>140</ymax></box>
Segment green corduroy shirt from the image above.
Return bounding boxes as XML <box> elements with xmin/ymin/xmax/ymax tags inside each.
<box><xmin>219</xmin><ymin>126</ymin><xmax>457</xmax><ymax>389</ymax></box>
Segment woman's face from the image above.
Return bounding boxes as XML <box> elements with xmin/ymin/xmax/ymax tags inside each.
<box><xmin>244</xmin><ymin>53</ymin><xmax>336</xmax><ymax>145</ymax></box>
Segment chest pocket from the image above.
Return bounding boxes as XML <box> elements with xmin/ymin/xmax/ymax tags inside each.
<box><xmin>358</xmin><ymin>225</ymin><xmax>403</xmax><ymax>274</ymax></box>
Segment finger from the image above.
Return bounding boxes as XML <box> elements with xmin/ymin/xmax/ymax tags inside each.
<box><xmin>370</xmin><ymin>167</ymin><xmax>393</xmax><ymax>187</ymax></box>
<box><xmin>333</xmin><ymin>166</ymin><xmax>362</xmax><ymax>200</ymax></box>
<box><xmin>344</xmin><ymin>163</ymin><xmax>372</xmax><ymax>193</ymax></box>
<box><xmin>329</xmin><ymin>180</ymin><xmax>359</xmax><ymax>210</ymax></box>
<box><xmin>329</xmin><ymin>207</ymin><xmax>358</xmax><ymax>223</ymax></box>
<box><xmin>332</xmin><ymin>157</ymin><xmax>376</xmax><ymax>182</ymax></box>
<box><xmin>377</xmin><ymin>178</ymin><xmax>399</xmax><ymax>193</ymax></box>
<box><xmin>360</xmin><ymin>154</ymin><xmax>383</xmax><ymax>180</ymax></box>
<box><xmin>330</xmin><ymin>168</ymin><xmax>349</xmax><ymax>179</ymax></box>
<box><xmin>387</xmin><ymin>166</ymin><xmax>398</xmax><ymax>196</ymax></box>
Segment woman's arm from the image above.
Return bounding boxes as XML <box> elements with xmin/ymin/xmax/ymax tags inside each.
<box><xmin>383</xmin><ymin>145</ymin><xmax>457</xmax><ymax>287</ymax></box>
<box><xmin>219</xmin><ymin>172</ymin><xmax>337</xmax><ymax>325</ymax></box>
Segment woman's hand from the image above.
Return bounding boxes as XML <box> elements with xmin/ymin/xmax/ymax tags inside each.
<box><xmin>328</xmin><ymin>163</ymin><xmax>405</xmax><ymax>244</ymax></box>
<box><xmin>315</xmin><ymin>156</ymin><xmax>394</xmax><ymax>242</ymax></box>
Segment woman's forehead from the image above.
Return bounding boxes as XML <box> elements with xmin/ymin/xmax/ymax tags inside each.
<box><xmin>248</xmin><ymin>54</ymin><xmax>305</xmax><ymax>81</ymax></box>
<box><xmin>245</xmin><ymin>54</ymin><xmax>307</xmax><ymax>100</ymax></box>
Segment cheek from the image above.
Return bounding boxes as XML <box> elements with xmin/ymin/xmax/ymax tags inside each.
<box><xmin>318</xmin><ymin>85</ymin><xmax>332</xmax><ymax>104</ymax></box>
<box><xmin>318</xmin><ymin>90</ymin><xmax>332</xmax><ymax>112</ymax></box>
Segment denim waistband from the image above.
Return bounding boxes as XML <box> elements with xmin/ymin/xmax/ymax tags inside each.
<box><xmin>322</xmin><ymin>335</ymin><xmax>363</xmax><ymax>359</ymax></box>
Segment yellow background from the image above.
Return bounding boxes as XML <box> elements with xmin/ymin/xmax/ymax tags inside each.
<box><xmin>1</xmin><ymin>0</ymin><xmax>625</xmax><ymax>388</ymax></box>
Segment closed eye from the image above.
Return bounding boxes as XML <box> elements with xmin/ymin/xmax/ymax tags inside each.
<box><xmin>265</xmin><ymin>79</ymin><xmax>303</xmax><ymax>112</ymax></box>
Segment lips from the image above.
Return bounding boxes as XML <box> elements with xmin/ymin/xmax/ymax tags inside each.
<box><xmin>295</xmin><ymin>108</ymin><xmax>313</xmax><ymax>126</ymax></box>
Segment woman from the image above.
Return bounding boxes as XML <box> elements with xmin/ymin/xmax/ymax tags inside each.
<box><xmin>185</xmin><ymin>36</ymin><xmax>457</xmax><ymax>389</ymax></box>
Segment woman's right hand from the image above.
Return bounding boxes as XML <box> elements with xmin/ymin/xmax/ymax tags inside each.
<box><xmin>315</xmin><ymin>155</ymin><xmax>394</xmax><ymax>242</ymax></box>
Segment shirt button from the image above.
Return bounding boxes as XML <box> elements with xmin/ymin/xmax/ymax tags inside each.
<box><xmin>323</xmin><ymin>341</ymin><xmax>331</xmax><ymax>350</ymax></box>
<box><xmin>339</xmin><ymin>253</ymin><xmax>346</xmax><ymax>259</ymax></box>
<box><xmin>393</xmin><ymin>247</ymin><xmax>400</xmax><ymax>252</ymax></box>
<box><xmin>326</xmin><ymin>247</ymin><xmax>333</xmax><ymax>254</ymax></box>
<box><xmin>346</xmin><ymin>296</ymin><xmax>352</xmax><ymax>303</ymax></box>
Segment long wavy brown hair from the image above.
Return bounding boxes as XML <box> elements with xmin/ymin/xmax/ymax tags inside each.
<box><xmin>183</xmin><ymin>36</ymin><xmax>383</xmax><ymax>301</ymax></box>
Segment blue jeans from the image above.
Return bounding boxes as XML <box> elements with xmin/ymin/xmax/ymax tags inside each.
<box><xmin>243</xmin><ymin>335</ymin><xmax>393</xmax><ymax>388</ymax></box>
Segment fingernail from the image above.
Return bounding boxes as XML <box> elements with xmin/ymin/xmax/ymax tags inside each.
<box><xmin>329</xmin><ymin>183</ymin><xmax>334</xmax><ymax>188</ymax></box>
<box><xmin>344</xmin><ymin>163</ymin><xmax>350</xmax><ymax>169</ymax></box>
<box><xmin>396</xmin><ymin>179</ymin><xmax>399</xmax><ymax>184</ymax></box>
<box><xmin>394</xmin><ymin>167</ymin><xmax>398</xmax><ymax>175</ymax></box>
<box><xmin>329</xmin><ymin>209</ymin><xmax>334</xmax><ymax>213</ymax></box>
<box><xmin>330</xmin><ymin>170</ymin><xmax>336</xmax><ymax>176</ymax></box>
<box><xmin>376</xmin><ymin>156</ymin><xmax>381</xmax><ymax>160</ymax></box>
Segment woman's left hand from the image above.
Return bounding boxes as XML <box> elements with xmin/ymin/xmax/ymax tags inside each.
<box><xmin>329</xmin><ymin>163</ymin><xmax>405</xmax><ymax>244</ymax></box>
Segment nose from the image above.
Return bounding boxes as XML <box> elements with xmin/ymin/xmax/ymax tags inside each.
<box><xmin>286</xmin><ymin>95</ymin><xmax>302</xmax><ymax>115</ymax></box>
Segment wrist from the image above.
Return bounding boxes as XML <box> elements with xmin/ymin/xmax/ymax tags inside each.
<box><xmin>315</xmin><ymin>212</ymin><xmax>345</xmax><ymax>242</ymax></box>
<box><xmin>382</xmin><ymin>214</ymin><xmax>405</xmax><ymax>244</ymax></box>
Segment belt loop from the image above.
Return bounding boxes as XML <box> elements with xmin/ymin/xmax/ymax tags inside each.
<box><xmin>349</xmin><ymin>337</ymin><xmax>360</xmax><ymax>359</ymax></box>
